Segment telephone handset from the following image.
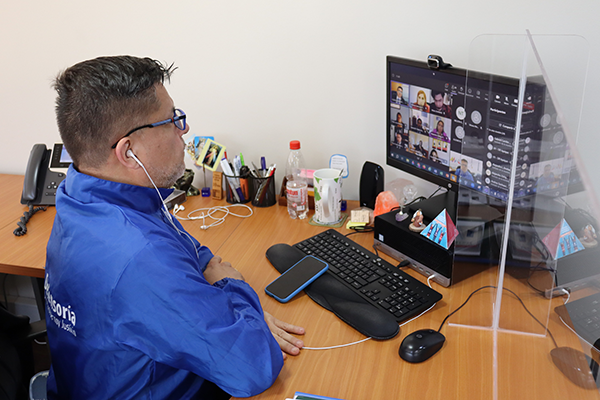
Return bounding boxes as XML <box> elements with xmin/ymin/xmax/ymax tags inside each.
<box><xmin>21</xmin><ymin>143</ymin><xmax>70</xmax><ymax>206</ymax></box>
<box><xmin>15</xmin><ymin>144</ymin><xmax>71</xmax><ymax>236</ymax></box>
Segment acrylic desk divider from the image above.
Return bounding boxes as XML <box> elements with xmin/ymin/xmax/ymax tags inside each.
<box><xmin>448</xmin><ymin>32</ymin><xmax>594</xmax><ymax>399</ymax></box>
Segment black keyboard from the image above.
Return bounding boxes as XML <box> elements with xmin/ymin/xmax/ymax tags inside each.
<box><xmin>294</xmin><ymin>229</ymin><xmax>443</xmax><ymax>323</ymax></box>
<box><xmin>557</xmin><ymin>292</ymin><xmax>600</xmax><ymax>348</ymax></box>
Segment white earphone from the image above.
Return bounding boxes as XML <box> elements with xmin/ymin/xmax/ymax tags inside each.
<box><xmin>124</xmin><ymin>148</ymin><xmax>199</xmax><ymax>259</ymax></box>
<box><xmin>127</xmin><ymin>149</ymin><xmax>139</xmax><ymax>163</ymax></box>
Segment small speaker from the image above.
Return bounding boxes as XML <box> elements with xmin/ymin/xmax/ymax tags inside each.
<box><xmin>359</xmin><ymin>161</ymin><xmax>384</xmax><ymax>209</ymax></box>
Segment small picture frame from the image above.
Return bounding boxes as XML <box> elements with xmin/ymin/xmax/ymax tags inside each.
<box><xmin>197</xmin><ymin>139</ymin><xmax>226</xmax><ymax>171</ymax></box>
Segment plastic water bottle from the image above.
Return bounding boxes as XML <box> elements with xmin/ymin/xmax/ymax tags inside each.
<box><xmin>286</xmin><ymin>140</ymin><xmax>308</xmax><ymax>219</ymax></box>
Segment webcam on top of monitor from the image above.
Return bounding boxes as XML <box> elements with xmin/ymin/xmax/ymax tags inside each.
<box><xmin>427</xmin><ymin>55</ymin><xmax>452</xmax><ymax>70</ymax></box>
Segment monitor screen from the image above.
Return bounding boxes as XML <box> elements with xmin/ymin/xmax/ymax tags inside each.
<box><xmin>385</xmin><ymin>56</ymin><xmax>577</xmax><ymax>202</ymax></box>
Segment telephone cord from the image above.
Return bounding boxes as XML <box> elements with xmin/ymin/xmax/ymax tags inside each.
<box><xmin>13</xmin><ymin>204</ymin><xmax>47</xmax><ymax>237</ymax></box>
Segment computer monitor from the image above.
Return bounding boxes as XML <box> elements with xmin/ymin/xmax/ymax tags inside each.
<box><xmin>385</xmin><ymin>55</ymin><xmax>580</xmax><ymax>203</ymax></box>
<box><xmin>381</xmin><ymin>56</ymin><xmax>589</xmax><ymax>287</ymax></box>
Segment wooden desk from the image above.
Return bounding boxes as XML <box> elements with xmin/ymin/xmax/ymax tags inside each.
<box><xmin>0</xmin><ymin>174</ymin><xmax>598</xmax><ymax>400</ymax></box>
<box><xmin>0</xmin><ymin>175</ymin><xmax>247</xmax><ymax>278</ymax></box>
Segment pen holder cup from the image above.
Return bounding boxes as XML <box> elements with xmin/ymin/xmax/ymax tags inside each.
<box><xmin>250</xmin><ymin>174</ymin><xmax>277</xmax><ymax>207</ymax></box>
<box><xmin>223</xmin><ymin>174</ymin><xmax>252</xmax><ymax>204</ymax></box>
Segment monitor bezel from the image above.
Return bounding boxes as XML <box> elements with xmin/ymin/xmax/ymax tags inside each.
<box><xmin>385</xmin><ymin>55</ymin><xmax>525</xmax><ymax>196</ymax></box>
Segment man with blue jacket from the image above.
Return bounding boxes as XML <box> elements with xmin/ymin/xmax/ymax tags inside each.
<box><xmin>44</xmin><ymin>55</ymin><xmax>304</xmax><ymax>399</ymax></box>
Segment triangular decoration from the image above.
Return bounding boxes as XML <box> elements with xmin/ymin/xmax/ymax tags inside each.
<box><xmin>542</xmin><ymin>219</ymin><xmax>584</xmax><ymax>259</ymax></box>
<box><xmin>421</xmin><ymin>209</ymin><xmax>459</xmax><ymax>250</ymax></box>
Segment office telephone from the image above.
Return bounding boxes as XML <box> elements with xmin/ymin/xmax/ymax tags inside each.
<box><xmin>21</xmin><ymin>143</ymin><xmax>71</xmax><ymax>206</ymax></box>
<box><xmin>14</xmin><ymin>143</ymin><xmax>71</xmax><ymax>236</ymax></box>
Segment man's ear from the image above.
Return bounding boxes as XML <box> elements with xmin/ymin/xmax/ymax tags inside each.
<box><xmin>114</xmin><ymin>140</ymin><xmax>140</xmax><ymax>169</ymax></box>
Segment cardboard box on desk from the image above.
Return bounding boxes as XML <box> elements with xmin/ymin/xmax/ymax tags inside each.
<box><xmin>278</xmin><ymin>177</ymin><xmax>315</xmax><ymax>209</ymax></box>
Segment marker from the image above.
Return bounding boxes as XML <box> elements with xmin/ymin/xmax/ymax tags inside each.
<box><xmin>239</xmin><ymin>165</ymin><xmax>250</xmax><ymax>199</ymax></box>
<box><xmin>233</xmin><ymin>155</ymin><xmax>242</xmax><ymax>176</ymax></box>
<box><xmin>260</xmin><ymin>156</ymin><xmax>267</xmax><ymax>176</ymax></box>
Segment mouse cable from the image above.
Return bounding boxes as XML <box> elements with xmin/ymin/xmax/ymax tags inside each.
<box><xmin>435</xmin><ymin>285</ymin><xmax>558</xmax><ymax>348</ymax></box>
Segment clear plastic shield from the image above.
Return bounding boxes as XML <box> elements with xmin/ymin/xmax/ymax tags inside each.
<box><xmin>451</xmin><ymin>32</ymin><xmax>597</xmax><ymax>398</ymax></box>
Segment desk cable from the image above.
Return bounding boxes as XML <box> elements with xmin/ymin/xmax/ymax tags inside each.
<box><xmin>554</xmin><ymin>289</ymin><xmax>596</xmax><ymax>347</ymax></box>
<box><xmin>302</xmin><ymin>337</ymin><xmax>372</xmax><ymax>350</ymax></box>
<box><xmin>13</xmin><ymin>205</ymin><xmax>47</xmax><ymax>237</ymax></box>
<box><xmin>173</xmin><ymin>204</ymin><xmax>253</xmax><ymax>229</ymax></box>
<box><xmin>396</xmin><ymin>274</ymin><xmax>439</xmax><ymax>327</ymax></box>
<box><xmin>302</xmin><ymin>275</ymin><xmax>440</xmax><ymax>351</ymax></box>
<box><xmin>302</xmin><ymin>282</ymin><xmax>564</xmax><ymax>351</ymax></box>
<box><xmin>434</xmin><ymin>285</ymin><xmax>558</xmax><ymax>348</ymax></box>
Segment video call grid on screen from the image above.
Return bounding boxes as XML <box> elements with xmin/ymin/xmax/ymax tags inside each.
<box><xmin>386</xmin><ymin>56</ymin><xmax>577</xmax><ymax>202</ymax></box>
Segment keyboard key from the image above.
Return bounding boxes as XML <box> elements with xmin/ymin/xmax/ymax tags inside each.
<box><xmin>293</xmin><ymin>229</ymin><xmax>443</xmax><ymax>324</ymax></box>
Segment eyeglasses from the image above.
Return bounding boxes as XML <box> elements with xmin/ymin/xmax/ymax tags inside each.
<box><xmin>111</xmin><ymin>108</ymin><xmax>187</xmax><ymax>149</ymax></box>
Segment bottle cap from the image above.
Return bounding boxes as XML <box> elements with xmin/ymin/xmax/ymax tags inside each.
<box><xmin>289</xmin><ymin>140</ymin><xmax>301</xmax><ymax>150</ymax></box>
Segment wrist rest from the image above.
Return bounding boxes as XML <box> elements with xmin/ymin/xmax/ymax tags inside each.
<box><xmin>266</xmin><ymin>243</ymin><xmax>400</xmax><ymax>340</ymax></box>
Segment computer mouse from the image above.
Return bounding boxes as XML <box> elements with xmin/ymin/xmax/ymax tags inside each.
<box><xmin>550</xmin><ymin>346</ymin><xmax>599</xmax><ymax>390</ymax></box>
<box><xmin>399</xmin><ymin>329</ymin><xmax>445</xmax><ymax>363</ymax></box>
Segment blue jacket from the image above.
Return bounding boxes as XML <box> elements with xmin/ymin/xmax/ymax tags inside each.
<box><xmin>45</xmin><ymin>166</ymin><xmax>283</xmax><ymax>399</ymax></box>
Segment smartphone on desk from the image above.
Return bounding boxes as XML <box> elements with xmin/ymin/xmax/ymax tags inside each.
<box><xmin>265</xmin><ymin>255</ymin><xmax>328</xmax><ymax>303</ymax></box>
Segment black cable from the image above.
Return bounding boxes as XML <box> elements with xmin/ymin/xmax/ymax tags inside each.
<box><xmin>390</xmin><ymin>186</ymin><xmax>446</xmax><ymax>213</ymax></box>
<box><xmin>427</xmin><ymin>185</ymin><xmax>446</xmax><ymax>199</ymax></box>
<box><xmin>526</xmin><ymin>264</ymin><xmax>556</xmax><ymax>295</ymax></box>
<box><xmin>372</xmin><ymin>244</ymin><xmax>380</xmax><ymax>258</ymax></box>
<box><xmin>437</xmin><ymin>285</ymin><xmax>494</xmax><ymax>332</ymax></box>
<box><xmin>345</xmin><ymin>226</ymin><xmax>373</xmax><ymax>234</ymax></box>
<box><xmin>436</xmin><ymin>285</ymin><xmax>558</xmax><ymax>348</ymax></box>
<box><xmin>13</xmin><ymin>205</ymin><xmax>47</xmax><ymax>236</ymax></box>
<box><xmin>503</xmin><ymin>286</ymin><xmax>559</xmax><ymax>348</ymax></box>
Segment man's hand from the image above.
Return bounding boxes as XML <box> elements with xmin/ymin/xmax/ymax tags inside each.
<box><xmin>264</xmin><ymin>311</ymin><xmax>305</xmax><ymax>359</ymax></box>
<box><xmin>203</xmin><ymin>256</ymin><xmax>244</xmax><ymax>284</ymax></box>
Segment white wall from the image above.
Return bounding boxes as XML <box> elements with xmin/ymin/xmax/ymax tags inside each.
<box><xmin>1</xmin><ymin>0</ymin><xmax>599</xmax><ymax>201</ymax></box>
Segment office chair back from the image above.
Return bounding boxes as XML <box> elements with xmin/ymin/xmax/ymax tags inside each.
<box><xmin>0</xmin><ymin>306</ymin><xmax>48</xmax><ymax>400</ymax></box>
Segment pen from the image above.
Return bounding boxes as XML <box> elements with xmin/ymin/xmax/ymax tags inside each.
<box><xmin>266</xmin><ymin>163</ymin><xmax>276</xmax><ymax>177</ymax></box>
<box><xmin>239</xmin><ymin>153</ymin><xmax>245</xmax><ymax>166</ymax></box>
<box><xmin>251</xmin><ymin>162</ymin><xmax>261</xmax><ymax>178</ymax></box>
<box><xmin>233</xmin><ymin>155</ymin><xmax>242</xmax><ymax>176</ymax></box>
<box><xmin>256</xmin><ymin>164</ymin><xmax>276</xmax><ymax>204</ymax></box>
<box><xmin>260</xmin><ymin>156</ymin><xmax>266</xmax><ymax>176</ymax></box>
<box><xmin>220</xmin><ymin>158</ymin><xmax>243</xmax><ymax>202</ymax></box>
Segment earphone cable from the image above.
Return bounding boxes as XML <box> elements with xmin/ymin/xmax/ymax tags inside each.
<box><xmin>130</xmin><ymin>152</ymin><xmax>199</xmax><ymax>259</ymax></box>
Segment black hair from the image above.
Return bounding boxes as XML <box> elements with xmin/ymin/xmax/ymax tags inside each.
<box><xmin>53</xmin><ymin>56</ymin><xmax>176</xmax><ymax>168</ymax></box>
